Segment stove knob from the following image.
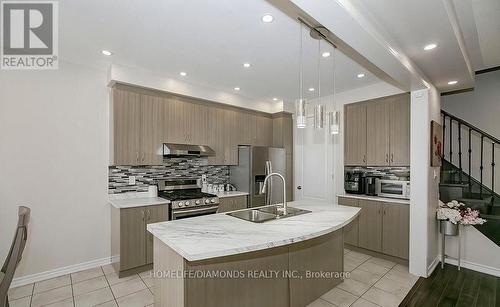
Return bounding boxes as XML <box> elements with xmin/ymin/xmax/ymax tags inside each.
<box><xmin>205</xmin><ymin>199</ymin><xmax>210</xmax><ymax>204</ymax></box>
<box><xmin>210</xmin><ymin>198</ymin><xmax>216</xmax><ymax>204</ymax></box>
<box><xmin>185</xmin><ymin>201</ymin><xmax>190</xmax><ymax>206</ymax></box>
<box><xmin>178</xmin><ymin>201</ymin><xmax>184</xmax><ymax>207</ymax></box>
<box><xmin>195</xmin><ymin>200</ymin><xmax>201</xmax><ymax>205</ymax></box>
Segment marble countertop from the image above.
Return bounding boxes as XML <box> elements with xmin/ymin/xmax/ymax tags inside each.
<box><xmin>109</xmin><ymin>192</ymin><xmax>170</xmax><ymax>209</ymax></box>
<box><xmin>337</xmin><ymin>194</ymin><xmax>410</xmax><ymax>205</ymax></box>
<box><xmin>147</xmin><ymin>200</ymin><xmax>360</xmax><ymax>261</ymax></box>
<box><xmin>213</xmin><ymin>191</ymin><xmax>249</xmax><ymax>198</ymax></box>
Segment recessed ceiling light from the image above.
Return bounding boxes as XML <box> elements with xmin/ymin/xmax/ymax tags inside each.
<box><xmin>322</xmin><ymin>52</ymin><xmax>331</xmax><ymax>58</ymax></box>
<box><xmin>243</xmin><ymin>63</ymin><xmax>251</xmax><ymax>68</ymax></box>
<box><xmin>308</xmin><ymin>88</ymin><xmax>315</xmax><ymax>92</ymax></box>
<box><xmin>179</xmin><ymin>72</ymin><xmax>187</xmax><ymax>76</ymax></box>
<box><xmin>448</xmin><ymin>80</ymin><xmax>458</xmax><ymax>85</ymax></box>
<box><xmin>262</xmin><ymin>14</ymin><xmax>274</xmax><ymax>23</ymax></box>
<box><xmin>272</xmin><ymin>98</ymin><xmax>279</xmax><ymax>101</ymax></box>
<box><xmin>101</xmin><ymin>50</ymin><xmax>113</xmax><ymax>56</ymax></box>
<box><xmin>234</xmin><ymin>87</ymin><xmax>240</xmax><ymax>91</ymax></box>
<box><xmin>357</xmin><ymin>73</ymin><xmax>365</xmax><ymax>78</ymax></box>
<box><xmin>424</xmin><ymin>43</ymin><xmax>437</xmax><ymax>51</ymax></box>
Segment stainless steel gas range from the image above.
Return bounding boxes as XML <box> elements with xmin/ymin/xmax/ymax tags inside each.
<box><xmin>158</xmin><ymin>179</ymin><xmax>220</xmax><ymax>220</ymax></box>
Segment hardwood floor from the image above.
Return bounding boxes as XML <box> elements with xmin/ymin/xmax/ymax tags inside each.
<box><xmin>401</xmin><ymin>264</ymin><xmax>500</xmax><ymax>307</ymax></box>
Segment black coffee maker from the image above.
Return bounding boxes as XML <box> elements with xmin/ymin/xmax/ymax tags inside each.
<box><xmin>365</xmin><ymin>175</ymin><xmax>381</xmax><ymax>196</ymax></box>
<box><xmin>344</xmin><ymin>171</ymin><xmax>365</xmax><ymax>194</ymax></box>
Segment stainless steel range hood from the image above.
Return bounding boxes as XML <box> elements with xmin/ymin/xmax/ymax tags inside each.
<box><xmin>162</xmin><ymin>143</ymin><xmax>215</xmax><ymax>157</ymax></box>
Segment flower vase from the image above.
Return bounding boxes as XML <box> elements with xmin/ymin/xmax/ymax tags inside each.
<box><xmin>440</xmin><ymin>220</ymin><xmax>459</xmax><ymax>236</ymax></box>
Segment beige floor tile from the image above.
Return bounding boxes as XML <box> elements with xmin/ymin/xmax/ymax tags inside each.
<box><xmin>384</xmin><ymin>268</ymin><xmax>418</xmax><ymax>289</ymax></box>
<box><xmin>31</xmin><ymin>285</ymin><xmax>72</xmax><ymax>307</ymax></box>
<box><xmin>148</xmin><ymin>286</ymin><xmax>154</xmax><ymax>294</ymax></box>
<box><xmin>365</xmin><ymin>257</ymin><xmax>396</xmax><ymax>270</ymax></box>
<box><xmin>357</xmin><ymin>262</ymin><xmax>390</xmax><ymax>276</ymax></box>
<box><xmin>307</xmin><ymin>298</ymin><xmax>336</xmax><ymax>307</ymax></box>
<box><xmin>321</xmin><ymin>287</ymin><xmax>358</xmax><ymax>307</ymax></box>
<box><xmin>71</xmin><ymin>267</ymin><xmax>104</xmax><ymax>284</ymax></box>
<box><xmin>96</xmin><ymin>300</ymin><xmax>118</xmax><ymax>307</ymax></box>
<box><xmin>111</xmin><ymin>277</ymin><xmax>147</xmax><ymax>298</ymax></box>
<box><xmin>138</xmin><ymin>270</ymin><xmax>152</xmax><ymax>279</ymax></box>
<box><xmin>345</xmin><ymin>257</ymin><xmax>363</xmax><ymax>272</ymax></box>
<box><xmin>116</xmin><ymin>288</ymin><xmax>154</xmax><ymax>307</ymax></box>
<box><xmin>8</xmin><ymin>296</ymin><xmax>31</xmax><ymax>307</ymax></box>
<box><xmin>362</xmin><ymin>287</ymin><xmax>402</xmax><ymax>307</ymax></box>
<box><xmin>8</xmin><ymin>283</ymin><xmax>33</xmax><ymax>300</ymax></box>
<box><xmin>101</xmin><ymin>264</ymin><xmax>116</xmax><ymax>275</ymax></box>
<box><xmin>74</xmin><ymin>287</ymin><xmax>115</xmax><ymax>307</ymax></box>
<box><xmin>347</xmin><ymin>251</ymin><xmax>371</xmax><ymax>263</ymax></box>
<box><xmin>105</xmin><ymin>271</ymin><xmax>139</xmax><ymax>286</ymax></box>
<box><xmin>351</xmin><ymin>298</ymin><xmax>380</xmax><ymax>307</ymax></box>
<box><xmin>140</xmin><ymin>275</ymin><xmax>154</xmax><ymax>288</ymax></box>
<box><xmin>73</xmin><ymin>276</ymin><xmax>109</xmax><ymax>296</ymax></box>
<box><xmin>337</xmin><ymin>278</ymin><xmax>371</xmax><ymax>296</ymax></box>
<box><xmin>374</xmin><ymin>276</ymin><xmax>412</xmax><ymax>298</ymax></box>
<box><xmin>44</xmin><ymin>297</ymin><xmax>74</xmax><ymax>307</ymax></box>
<box><xmin>349</xmin><ymin>268</ymin><xmax>384</xmax><ymax>286</ymax></box>
<box><xmin>34</xmin><ymin>275</ymin><xmax>71</xmax><ymax>294</ymax></box>
<box><xmin>392</xmin><ymin>264</ymin><xmax>409</xmax><ymax>272</ymax></box>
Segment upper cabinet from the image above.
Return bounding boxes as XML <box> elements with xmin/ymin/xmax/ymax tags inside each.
<box><xmin>344</xmin><ymin>93</ymin><xmax>410</xmax><ymax>167</ymax></box>
<box><xmin>112</xmin><ymin>85</ymin><xmax>279</xmax><ymax>166</ymax></box>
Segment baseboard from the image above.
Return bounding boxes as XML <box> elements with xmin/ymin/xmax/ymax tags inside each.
<box><xmin>442</xmin><ymin>256</ymin><xmax>500</xmax><ymax>277</ymax></box>
<box><xmin>11</xmin><ymin>256</ymin><xmax>117</xmax><ymax>288</ymax></box>
<box><xmin>427</xmin><ymin>255</ymin><xmax>441</xmax><ymax>277</ymax></box>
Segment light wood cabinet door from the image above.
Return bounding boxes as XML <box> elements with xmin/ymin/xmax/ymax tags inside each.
<box><xmin>183</xmin><ymin>101</ymin><xmax>209</xmax><ymax>145</ymax></box>
<box><xmin>358</xmin><ymin>200</ymin><xmax>383</xmax><ymax>252</ymax></box>
<box><xmin>344</xmin><ymin>103</ymin><xmax>367</xmax><ymax>166</ymax></box>
<box><xmin>207</xmin><ymin>108</ymin><xmax>226</xmax><ymax>165</ymax></box>
<box><xmin>256</xmin><ymin>115</ymin><xmax>273</xmax><ymax>146</ymax></box>
<box><xmin>120</xmin><ymin>207</ymin><xmax>147</xmax><ymax>270</ymax></box>
<box><xmin>366</xmin><ymin>100</ymin><xmax>390</xmax><ymax>166</ymax></box>
<box><xmin>217</xmin><ymin>196</ymin><xmax>248</xmax><ymax>213</ymax></box>
<box><xmin>389</xmin><ymin>94</ymin><xmax>410</xmax><ymax>166</ymax></box>
<box><xmin>161</xmin><ymin>96</ymin><xmax>186</xmax><ymax>144</ymax></box>
<box><xmin>337</xmin><ymin>197</ymin><xmax>359</xmax><ymax>246</ymax></box>
<box><xmin>382</xmin><ymin>203</ymin><xmax>409</xmax><ymax>259</ymax></box>
<box><xmin>140</xmin><ymin>94</ymin><xmax>164</xmax><ymax>165</ymax></box>
<box><xmin>145</xmin><ymin>205</ymin><xmax>168</xmax><ymax>264</ymax></box>
<box><xmin>113</xmin><ymin>89</ymin><xmax>142</xmax><ymax>165</ymax></box>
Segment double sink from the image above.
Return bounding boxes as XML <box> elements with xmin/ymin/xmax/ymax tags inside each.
<box><xmin>227</xmin><ymin>204</ymin><xmax>311</xmax><ymax>223</ymax></box>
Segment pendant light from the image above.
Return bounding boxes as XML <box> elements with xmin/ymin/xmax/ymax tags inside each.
<box><xmin>314</xmin><ymin>36</ymin><xmax>325</xmax><ymax>129</ymax></box>
<box><xmin>328</xmin><ymin>48</ymin><xmax>339</xmax><ymax>135</ymax></box>
<box><xmin>295</xmin><ymin>22</ymin><xmax>306</xmax><ymax>129</ymax></box>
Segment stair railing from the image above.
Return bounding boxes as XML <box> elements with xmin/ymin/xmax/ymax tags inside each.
<box><xmin>441</xmin><ymin>110</ymin><xmax>499</xmax><ymax>199</ymax></box>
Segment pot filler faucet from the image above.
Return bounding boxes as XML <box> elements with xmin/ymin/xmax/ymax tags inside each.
<box><xmin>261</xmin><ymin>173</ymin><xmax>287</xmax><ymax>214</ymax></box>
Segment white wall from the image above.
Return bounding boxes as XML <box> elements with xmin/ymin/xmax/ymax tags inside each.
<box><xmin>409</xmin><ymin>87</ymin><xmax>441</xmax><ymax>277</ymax></box>
<box><xmin>0</xmin><ymin>61</ymin><xmax>110</xmax><ymax>284</ymax></box>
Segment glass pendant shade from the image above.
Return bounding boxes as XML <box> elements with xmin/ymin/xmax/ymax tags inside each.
<box><xmin>314</xmin><ymin>105</ymin><xmax>325</xmax><ymax>129</ymax></box>
<box><xmin>329</xmin><ymin>111</ymin><xmax>339</xmax><ymax>135</ymax></box>
<box><xmin>295</xmin><ymin>99</ymin><xmax>307</xmax><ymax>129</ymax></box>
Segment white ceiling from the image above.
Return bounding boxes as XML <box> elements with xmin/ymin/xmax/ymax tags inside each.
<box><xmin>59</xmin><ymin>0</ymin><xmax>383</xmax><ymax>104</ymax></box>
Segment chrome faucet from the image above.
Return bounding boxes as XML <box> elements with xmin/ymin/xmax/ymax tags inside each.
<box><xmin>261</xmin><ymin>173</ymin><xmax>287</xmax><ymax>214</ymax></box>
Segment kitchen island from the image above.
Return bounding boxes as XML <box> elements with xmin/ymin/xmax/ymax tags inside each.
<box><xmin>147</xmin><ymin>200</ymin><xmax>360</xmax><ymax>307</ymax></box>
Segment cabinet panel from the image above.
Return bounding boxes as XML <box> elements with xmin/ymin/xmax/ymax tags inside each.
<box><xmin>337</xmin><ymin>197</ymin><xmax>359</xmax><ymax>246</ymax></box>
<box><xmin>162</xmin><ymin>96</ymin><xmax>186</xmax><ymax>144</ymax></box>
<box><xmin>146</xmin><ymin>205</ymin><xmax>169</xmax><ymax>264</ymax></box>
<box><xmin>366</xmin><ymin>100</ymin><xmax>390</xmax><ymax>166</ymax></box>
<box><xmin>344</xmin><ymin>103</ymin><xmax>367</xmax><ymax>166</ymax></box>
<box><xmin>113</xmin><ymin>89</ymin><xmax>141</xmax><ymax>165</ymax></box>
<box><xmin>358</xmin><ymin>200</ymin><xmax>382</xmax><ymax>252</ymax></box>
<box><xmin>120</xmin><ymin>207</ymin><xmax>147</xmax><ymax>270</ymax></box>
<box><xmin>382</xmin><ymin>203</ymin><xmax>409</xmax><ymax>259</ymax></box>
<box><xmin>217</xmin><ymin>196</ymin><xmax>248</xmax><ymax>213</ymax></box>
<box><xmin>184</xmin><ymin>101</ymin><xmax>209</xmax><ymax>145</ymax></box>
<box><xmin>256</xmin><ymin>115</ymin><xmax>273</xmax><ymax>146</ymax></box>
<box><xmin>140</xmin><ymin>94</ymin><xmax>164</xmax><ymax>165</ymax></box>
<box><xmin>389</xmin><ymin>94</ymin><xmax>410</xmax><ymax>166</ymax></box>
<box><xmin>207</xmin><ymin>108</ymin><xmax>226</xmax><ymax>165</ymax></box>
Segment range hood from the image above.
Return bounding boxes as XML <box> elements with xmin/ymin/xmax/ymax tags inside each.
<box><xmin>162</xmin><ymin>143</ymin><xmax>215</xmax><ymax>157</ymax></box>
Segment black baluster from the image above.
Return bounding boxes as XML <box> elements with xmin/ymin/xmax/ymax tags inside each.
<box><xmin>458</xmin><ymin>123</ymin><xmax>462</xmax><ymax>183</ymax></box>
<box><xmin>492</xmin><ymin>143</ymin><xmax>495</xmax><ymax>194</ymax></box>
<box><xmin>480</xmin><ymin>135</ymin><xmax>484</xmax><ymax>198</ymax></box>
<box><xmin>468</xmin><ymin>129</ymin><xmax>472</xmax><ymax>192</ymax></box>
<box><xmin>449</xmin><ymin>117</ymin><xmax>453</xmax><ymax>163</ymax></box>
<box><xmin>442</xmin><ymin>115</ymin><xmax>446</xmax><ymax>160</ymax></box>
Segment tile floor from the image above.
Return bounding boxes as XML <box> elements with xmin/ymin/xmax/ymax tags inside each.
<box><xmin>308</xmin><ymin>249</ymin><xmax>419</xmax><ymax>307</ymax></box>
<box><xmin>8</xmin><ymin>249</ymin><xmax>418</xmax><ymax>307</ymax></box>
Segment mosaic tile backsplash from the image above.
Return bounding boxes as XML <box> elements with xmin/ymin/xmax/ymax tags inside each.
<box><xmin>108</xmin><ymin>157</ymin><xmax>229</xmax><ymax>194</ymax></box>
<box><xmin>344</xmin><ymin>166</ymin><xmax>410</xmax><ymax>180</ymax></box>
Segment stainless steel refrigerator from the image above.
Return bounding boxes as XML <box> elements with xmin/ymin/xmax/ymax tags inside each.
<box><xmin>230</xmin><ymin>145</ymin><xmax>286</xmax><ymax>208</ymax></box>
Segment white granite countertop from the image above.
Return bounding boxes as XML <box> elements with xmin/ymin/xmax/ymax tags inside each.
<box><xmin>337</xmin><ymin>194</ymin><xmax>410</xmax><ymax>205</ymax></box>
<box><xmin>147</xmin><ymin>200</ymin><xmax>360</xmax><ymax>261</ymax></box>
<box><xmin>213</xmin><ymin>191</ymin><xmax>249</xmax><ymax>198</ymax></box>
<box><xmin>109</xmin><ymin>192</ymin><xmax>170</xmax><ymax>209</ymax></box>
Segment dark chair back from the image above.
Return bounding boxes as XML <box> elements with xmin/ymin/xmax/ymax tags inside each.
<box><xmin>0</xmin><ymin>206</ymin><xmax>30</xmax><ymax>307</ymax></box>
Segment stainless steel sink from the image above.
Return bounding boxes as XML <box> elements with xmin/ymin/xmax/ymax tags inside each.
<box><xmin>227</xmin><ymin>205</ymin><xmax>311</xmax><ymax>223</ymax></box>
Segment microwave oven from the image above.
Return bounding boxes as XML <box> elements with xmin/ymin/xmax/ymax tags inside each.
<box><xmin>375</xmin><ymin>179</ymin><xmax>410</xmax><ymax>199</ymax></box>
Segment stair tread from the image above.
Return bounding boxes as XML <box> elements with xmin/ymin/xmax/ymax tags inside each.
<box><xmin>440</xmin><ymin>182</ymin><xmax>469</xmax><ymax>187</ymax></box>
<box><xmin>458</xmin><ymin>198</ymin><xmax>492</xmax><ymax>203</ymax></box>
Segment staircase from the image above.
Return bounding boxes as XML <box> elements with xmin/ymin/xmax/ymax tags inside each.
<box><xmin>440</xmin><ymin>110</ymin><xmax>500</xmax><ymax>246</ymax></box>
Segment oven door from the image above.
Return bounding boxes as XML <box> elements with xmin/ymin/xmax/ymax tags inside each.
<box><xmin>171</xmin><ymin>205</ymin><xmax>219</xmax><ymax>220</ymax></box>
<box><xmin>377</xmin><ymin>181</ymin><xmax>407</xmax><ymax>199</ymax></box>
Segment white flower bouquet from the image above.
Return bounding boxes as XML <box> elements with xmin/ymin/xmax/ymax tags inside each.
<box><xmin>436</xmin><ymin>200</ymin><xmax>487</xmax><ymax>225</ymax></box>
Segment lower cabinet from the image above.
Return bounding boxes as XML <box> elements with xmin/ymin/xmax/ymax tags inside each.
<box><xmin>337</xmin><ymin>196</ymin><xmax>409</xmax><ymax>260</ymax></box>
<box><xmin>217</xmin><ymin>195</ymin><xmax>248</xmax><ymax>213</ymax></box>
<box><xmin>112</xmin><ymin>204</ymin><xmax>168</xmax><ymax>276</ymax></box>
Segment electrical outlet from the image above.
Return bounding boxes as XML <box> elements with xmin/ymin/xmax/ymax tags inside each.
<box><xmin>201</xmin><ymin>174</ymin><xmax>207</xmax><ymax>182</ymax></box>
<box><xmin>128</xmin><ymin>176</ymin><xmax>136</xmax><ymax>185</ymax></box>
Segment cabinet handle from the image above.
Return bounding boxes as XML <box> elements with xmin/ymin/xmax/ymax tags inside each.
<box><xmin>136</xmin><ymin>152</ymin><xmax>139</xmax><ymax>163</ymax></box>
<box><xmin>141</xmin><ymin>153</ymin><xmax>145</xmax><ymax>162</ymax></box>
<box><xmin>386</xmin><ymin>154</ymin><xmax>389</xmax><ymax>163</ymax></box>
<box><xmin>141</xmin><ymin>209</ymin><xmax>145</xmax><ymax>221</ymax></box>
<box><xmin>147</xmin><ymin>209</ymin><xmax>151</xmax><ymax>220</ymax></box>
<box><xmin>391</xmin><ymin>153</ymin><xmax>394</xmax><ymax>163</ymax></box>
